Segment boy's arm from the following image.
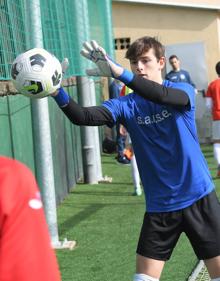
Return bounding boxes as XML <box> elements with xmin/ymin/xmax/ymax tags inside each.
<box><xmin>126</xmin><ymin>75</ymin><xmax>189</xmax><ymax>106</ymax></box>
<box><xmin>53</xmin><ymin>88</ymin><xmax>114</xmax><ymax>126</ymax></box>
<box><xmin>205</xmin><ymin>85</ymin><xmax>213</xmax><ymax>111</ymax></box>
<box><xmin>80</xmin><ymin>41</ymin><xmax>189</xmax><ymax>107</ymax></box>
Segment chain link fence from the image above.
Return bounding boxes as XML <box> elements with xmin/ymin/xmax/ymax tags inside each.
<box><xmin>0</xmin><ymin>0</ymin><xmax>114</xmax><ymax>79</ymax></box>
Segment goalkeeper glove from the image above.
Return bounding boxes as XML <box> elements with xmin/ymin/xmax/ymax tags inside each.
<box><xmin>80</xmin><ymin>40</ymin><xmax>124</xmax><ymax>78</ymax></box>
<box><xmin>80</xmin><ymin>40</ymin><xmax>134</xmax><ymax>84</ymax></box>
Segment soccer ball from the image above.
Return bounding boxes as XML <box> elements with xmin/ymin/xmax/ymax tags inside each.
<box><xmin>11</xmin><ymin>48</ymin><xmax>62</xmax><ymax>99</ymax></box>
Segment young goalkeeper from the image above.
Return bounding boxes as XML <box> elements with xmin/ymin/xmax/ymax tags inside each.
<box><xmin>52</xmin><ymin>36</ymin><xmax>220</xmax><ymax>281</ymax></box>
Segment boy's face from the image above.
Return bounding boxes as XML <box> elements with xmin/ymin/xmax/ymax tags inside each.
<box><xmin>129</xmin><ymin>48</ymin><xmax>165</xmax><ymax>83</ymax></box>
<box><xmin>169</xmin><ymin>58</ymin><xmax>180</xmax><ymax>71</ymax></box>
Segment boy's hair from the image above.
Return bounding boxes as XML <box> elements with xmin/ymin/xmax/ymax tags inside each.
<box><xmin>169</xmin><ymin>55</ymin><xmax>179</xmax><ymax>61</ymax></box>
<box><xmin>215</xmin><ymin>61</ymin><xmax>220</xmax><ymax>76</ymax></box>
<box><xmin>125</xmin><ymin>36</ymin><xmax>165</xmax><ymax>61</ymax></box>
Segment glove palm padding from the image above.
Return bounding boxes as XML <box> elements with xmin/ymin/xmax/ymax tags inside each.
<box><xmin>80</xmin><ymin>40</ymin><xmax>123</xmax><ymax>77</ymax></box>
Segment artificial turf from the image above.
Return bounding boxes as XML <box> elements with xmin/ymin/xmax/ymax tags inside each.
<box><xmin>56</xmin><ymin>144</ymin><xmax>220</xmax><ymax>281</ymax></box>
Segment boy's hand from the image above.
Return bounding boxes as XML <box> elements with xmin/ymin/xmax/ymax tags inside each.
<box><xmin>80</xmin><ymin>40</ymin><xmax>123</xmax><ymax>78</ymax></box>
<box><xmin>61</xmin><ymin>57</ymin><xmax>69</xmax><ymax>74</ymax></box>
<box><xmin>51</xmin><ymin>58</ymin><xmax>69</xmax><ymax>97</ymax></box>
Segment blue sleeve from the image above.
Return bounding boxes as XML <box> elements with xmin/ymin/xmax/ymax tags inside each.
<box><xmin>102</xmin><ymin>98</ymin><xmax>123</xmax><ymax>124</ymax></box>
<box><xmin>174</xmin><ymin>83</ymin><xmax>195</xmax><ymax>111</ymax></box>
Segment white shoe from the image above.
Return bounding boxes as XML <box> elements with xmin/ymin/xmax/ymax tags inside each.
<box><xmin>132</xmin><ymin>187</ymin><xmax>142</xmax><ymax>196</ymax></box>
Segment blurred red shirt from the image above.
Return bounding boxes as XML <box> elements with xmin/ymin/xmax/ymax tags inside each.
<box><xmin>0</xmin><ymin>156</ymin><xmax>61</xmax><ymax>281</ymax></box>
<box><xmin>206</xmin><ymin>78</ymin><xmax>220</xmax><ymax>120</ymax></box>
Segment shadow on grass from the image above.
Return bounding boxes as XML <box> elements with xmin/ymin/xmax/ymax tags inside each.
<box><xmin>59</xmin><ymin>201</ymin><xmax>144</xmax><ymax>236</ymax></box>
<box><xmin>201</xmin><ymin>144</ymin><xmax>213</xmax><ymax>152</ymax></box>
<box><xmin>59</xmin><ymin>204</ymin><xmax>104</xmax><ymax>236</ymax></box>
<box><xmin>205</xmin><ymin>153</ymin><xmax>215</xmax><ymax>158</ymax></box>
<box><xmin>73</xmin><ymin>190</ymin><xmax>134</xmax><ymax>196</ymax></box>
<box><xmin>212</xmin><ymin>176</ymin><xmax>220</xmax><ymax>181</ymax></box>
<box><xmin>101</xmin><ymin>160</ymin><xmax>117</xmax><ymax>165</ymax></box>
<box><xmin>209</xmin><ymin>166</ymin><xmax>217</xmax><ymax>170</ymax></box>
<box><xmin>102</xmin><ymin>162</ymin><xmax>132</xmax><ymax>168</ymax></box>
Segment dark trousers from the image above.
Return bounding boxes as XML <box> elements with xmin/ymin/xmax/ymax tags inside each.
<box><xmin>116</xmin><ymin>123</ymin><xmax>126</xmax><ymax>156</ymax></box>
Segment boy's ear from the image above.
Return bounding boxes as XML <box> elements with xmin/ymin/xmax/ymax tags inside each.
<box><xmin>159</xmin><ymin>57</ymin><xmax>166</xmax><ymax>70</ymax></box>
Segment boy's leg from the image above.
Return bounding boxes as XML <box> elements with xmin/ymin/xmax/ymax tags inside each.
<box><xmin>116</xmin><ymin>123</ymin><xmax>125</xmax><ymax>155</ymax></box>
<box><xmin>115</xmin><ymin>123</ymin><xmax>130</xmax><ymax>164</ymax></box>
<box><xmin>204</xmin><ymin>256</ymin><xmax>220</xmax><ymax>279</ymax></box>
<box><xmin>213</xmin><ymin>143</ymin><xmax>220</xmax><ymax>176</ymax></box>
<box><xmin>134</xmin><ymin>273</ymin><xmax>159</xmax><ymax>281</ymax></box>
<box><xmin>184</xmin><ymin>191</ymin><xmax>220</xmax><ymax>279</ymax></box>
<box><xmin>135</xmin><ymin>212</ymin><xmax>182</xmax><ymax>280</ymax></box>
<box><xmin>131</xmin><ymin>155</ymin><xmax>142</xmax><ymax>196</ymax></box>
<box><xmin>212</xmin><ymin>121</ymin><xmax>220</xmax><ymax>176</ymax></box>
<box><xmin>135</xmin><ymin>255</ymin><xmax>164</xmax><ymax>280</ymax></box>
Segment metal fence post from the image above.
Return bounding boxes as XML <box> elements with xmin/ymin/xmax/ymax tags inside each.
<box><xmin>24</xmin><ymin>0</ymin><xmax>75</xmax><ymax>249</ymax></box>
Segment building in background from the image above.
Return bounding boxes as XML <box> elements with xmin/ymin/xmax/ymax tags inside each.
<box><xmin>112</xmin><ymin>0</ymin><xmax>220</xmax><ymax>142</ymax></box>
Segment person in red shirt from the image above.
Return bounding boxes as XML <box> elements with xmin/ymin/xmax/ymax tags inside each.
<box><xmin>0</xmin><ymin>156</ymin><xmax>61</xmax><ymax>281</ymax></box>
<box><xmin>206</xmin><ymin>61</ymin><xmax>220</xmax><ymax>177</ymax></box>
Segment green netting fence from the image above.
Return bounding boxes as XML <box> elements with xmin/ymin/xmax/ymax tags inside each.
<box><xmin>0</xmin><ymin>0</ymin><xmax>114</xmax><ymax>203</ymax></box>
<box><xmin>0</xmin><ymin>0</ymin><xmax>114</xmax><ymax>79</ymax></box>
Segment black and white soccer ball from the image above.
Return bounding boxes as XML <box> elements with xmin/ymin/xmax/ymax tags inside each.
<box><xmin>11</xmin><ymin>48</ymin><xmax>62</xmax><ymax>98</ymax></box>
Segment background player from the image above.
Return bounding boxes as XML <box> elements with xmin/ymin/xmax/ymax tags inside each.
<box><xmin>165</xmin><ymin>54</ymin><xmax>196</xmax><ymax>88</ymax></box>
<box><xmin>206</xmin><ymin>61</ymin><xmax>220</xmax><ymax>177</ymax></box>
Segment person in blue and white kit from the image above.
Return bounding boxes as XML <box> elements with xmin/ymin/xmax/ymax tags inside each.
<box><xmin>165</xmin><ymin>54</ymin><xmax>196</xmax><ymax>88</ymax></box>
<box><xmin>52</xmin><ymin>37</ymin><xmax>220</xmax><ymax>281</ymax></box>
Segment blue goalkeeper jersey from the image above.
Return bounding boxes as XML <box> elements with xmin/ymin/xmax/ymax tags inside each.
<box><xmin>102</xmin><ymin>80</ymin><xmax>214</xmax><ymax>212</ymax></box>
